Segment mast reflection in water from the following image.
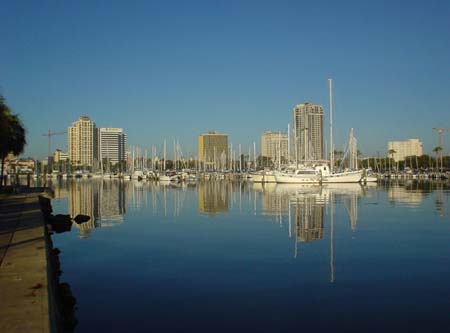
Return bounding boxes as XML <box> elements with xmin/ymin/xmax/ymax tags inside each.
<box><xmin>48</xmin><ymin>179</ymin><xmax>450</xmax><ymax>332</ymax></box>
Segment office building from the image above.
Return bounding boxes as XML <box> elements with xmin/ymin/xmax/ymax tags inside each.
<box><xmin>387</xmin><ymin>139</ymin><xmax>423</xmax><ymax>162</ymax></box>
<box><xmin>68</xmin><ymin>116</ymin><xmax>95</xmax><ymax>167</ymax></box>
<box><xmin>293</xmin><ymin>102</ymin><xmax>324</xmax><ymax>161</ymax></box>
<box><xmin>53</xmin><ymin>149</ymin><xmax>69</xmax><ymax>163</ymax></box>
<box><xmin>96</xmin><ymin>128</ymin><xmax>127</xmax><ymax>165</ymax></box>
<box><xmin>198</xmin><ymin>131</ymin><xmax>228</xmax><ymax>169</ymax></box>
<box><xmin>261</xmin><ymin>131</ymin><xmax>289</xmax><ymax>164</ymax></box>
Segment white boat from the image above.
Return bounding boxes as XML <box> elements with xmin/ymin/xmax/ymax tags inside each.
<box><xmin>321</xmin><ymin>169</ymin><xmax>363</xmax><ymax>183</ymax></box>
<box><xmin>132</xmin><ymin>170</ymin><xmax>144</xmax><ymax>180</ymax></box>
<box><xmin>250</xmin><ymin>170</ymin><xmax>276</xmax><ymax>183</ymax></box>
<box><xmin>159</xmin><ymin>171</ymin><xmax>179</xmax><ymax>182</ymax></box>
<box><xmin>90</xmin><ymin>172</ymin><xmax>103</xmax><ymax>179</ymax></box>
<box><xmin>274</xmin><ymin>166</ymin><xmax>322</xmax><ymax>184</ymax></box>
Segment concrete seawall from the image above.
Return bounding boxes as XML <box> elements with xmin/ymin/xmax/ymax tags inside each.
<box><xmin>0</xmin><ymin>192</ymin><xmax>51</xmax><ymax>332</ymax></box>
<box><xmin>0</xmin><ymin>190</ymin><xmax>78</xmax><ymax>333</ymax></box>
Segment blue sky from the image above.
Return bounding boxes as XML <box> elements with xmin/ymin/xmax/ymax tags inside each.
<box><xmin>1</xmin><ymin>0</ymin><xmax>449</xmax><ymax>159</ymax></box>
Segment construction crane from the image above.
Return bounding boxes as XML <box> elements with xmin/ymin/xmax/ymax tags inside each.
<box><xmin>432</xmin><ymin>127</ymin><xmax>450</xmax><ymax>171</ymax></box>
<box><xmin>42</xmin><ymin>129</ymin><xmax>66</xmax><ymax>158</ymax></box>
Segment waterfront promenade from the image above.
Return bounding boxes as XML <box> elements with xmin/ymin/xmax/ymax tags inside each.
<box><xmin>0</xmin><ymin>191</ymin><xmax>50</xmax><ymax>333</ymax></box>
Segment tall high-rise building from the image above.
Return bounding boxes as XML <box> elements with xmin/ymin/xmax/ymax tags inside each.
<box><xmin>198</xmin><ymin>131</ymin><xmax>228</xmax><ymax>169</ymax></box>
<box><xmin>261</xmin><ymin>131</ymin><xmax>289</xmax><ymax>164</ymax></box>
<box><xmin>96</xmin><ymin>128</ymin><xmax>127</xmax><ymax>165</ymax></box>
<box><xmin>293</xmin><ymin>102</ymin><xmax>324</xmax><ymax>161</ymax></box>
<box><xmin>387</xmin><ymin>139</ymin><xmax>423</xmax><ymax>162</ymax></box>
<box><xmin>68</xmin><ymin>116</ymin><xmax>95</xmax><ymax>167</ymax></box>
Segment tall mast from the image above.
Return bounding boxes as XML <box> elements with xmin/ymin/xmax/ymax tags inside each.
<box><xmin>329</xmin><ymin>78</ymin><xmax>334</xmax><ymax>173</ymax></box>
<box><xmin>163</xmin><ymin>139</ymin><xmax>166</xmax><ymax>172</ymax></box>
<box><xmin>253</xmin><ymin>141</ymin><xmax>256</xmax><ymax>169</ymax></box>
<box><xmin>278</xmin><ymin>131</ymin><xmax>281</xmax><ymax>168</ymax></box>
<box><xmin>239</xmin><ymin>144</ymin><xmax>242</xmax><ymax>171</ymax></box>
<box><xmin>287</xmin><ymin>123</ymin><xmax>290</xmax><ymax>164</ymax></box>
<box><xmin>230</xmin><ymin>143</ymin><xmax>233</xmax><ymax>171</ymax></box>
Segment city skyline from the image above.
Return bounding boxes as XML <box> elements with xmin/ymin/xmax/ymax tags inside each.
<box><xmin>1</xmin><ymin>1</ymin><xmax>449</xmax><ymax>158</ymax></box>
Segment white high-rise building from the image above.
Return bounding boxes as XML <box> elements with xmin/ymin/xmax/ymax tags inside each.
<box><xmin>68</xmin><ymin>116</ymin><xmax>95</xmax><ymax>167</ymax></box>
<box><xmin>388</xmin><ymin>139</ymin><xmax>423</xmax><ymax>162</ymax></box>
<box><xmin>96</xmin><ymin>128</ymin><xmax>127</xmax><ymax>165</ymax></box>
<box><xmin>293</xmin><ymin>102</ymin><xmax>324</xmax><ymax>161</ymax></box>
<box><xmin>261</xmin><ymin>131</ymin><xmax>288</xmax><ymax>164</ymax></box>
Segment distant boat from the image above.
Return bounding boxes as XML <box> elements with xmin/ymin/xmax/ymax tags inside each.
<box><xmin>91</xmin><ymin>172</ymin><xmax>103</xmax><ymax>179</ymax></box>
<box><xmin>159</xmin><ymin>171</ymin><xmax>179</xmax><ymax>182</ymax></box>
<box><xmin>132</xmin><ymin>170</ymin><xmax>144</xmax><ymax>180</ymax></box>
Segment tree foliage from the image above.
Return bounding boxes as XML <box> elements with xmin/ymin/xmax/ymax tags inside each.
<box><xmin>0</xmin><ymin>95</ymin><xmax>27</xmax><ymax>186</ymax></box>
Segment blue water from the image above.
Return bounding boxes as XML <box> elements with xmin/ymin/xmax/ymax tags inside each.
<box><xmin>50</xmin><ymin>180</ymin><xmax>450</xmax><ymax>332</ymax></box>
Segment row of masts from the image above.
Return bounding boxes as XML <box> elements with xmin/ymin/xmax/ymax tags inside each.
<box><xmin>123</xmin><ymin>78</ymin><xmax>357</xmax><ymax>173</ymax></box>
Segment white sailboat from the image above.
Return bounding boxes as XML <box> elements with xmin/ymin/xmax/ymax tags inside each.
<box><xmin>322</xmin><ymin>79</ymin><xmax>375</xmax><ymax>184</ymax></box>
<box><xmin>250</xmin><ymin>169</ymin><xmax>277</xmax><ymax>183</ymax></box>
<box><xmin>274</xmin><ymin>165</ymin><xmax>323</xmax><ymax>184</ymax></box>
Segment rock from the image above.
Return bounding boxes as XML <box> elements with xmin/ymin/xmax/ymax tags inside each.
<box><xmin>73</xmin><ymin>214</ymin><xmax>91</xmax><ymax>224</ymax></box>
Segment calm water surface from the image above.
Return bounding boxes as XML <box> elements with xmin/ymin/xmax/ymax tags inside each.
<box><xmin>49</xmin><ymin>179</ymin><xmax>450</xmax><ymax>332</ymax></box>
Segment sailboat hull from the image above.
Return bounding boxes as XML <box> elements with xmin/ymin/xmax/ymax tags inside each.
<box><xmin>274</xmin><ymin>172</ymin><xmax>321</xmax><ymax>184</ymax></box>
<box><xmin>322</xmin><ymin>170</ymin><xmax>363</xmax><ymax>183</ymax></box>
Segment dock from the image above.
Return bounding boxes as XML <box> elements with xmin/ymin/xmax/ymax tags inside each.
<box><xmin>0</xmin><ymin>191</ymin><xmax>52</xmax><ymax>333</ymax></box>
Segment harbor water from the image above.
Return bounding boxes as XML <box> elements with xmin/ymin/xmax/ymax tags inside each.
<box><xmin>48</xmin><ymin>179</ymin><xmax>450</xmax><ymax>332</ymax></box>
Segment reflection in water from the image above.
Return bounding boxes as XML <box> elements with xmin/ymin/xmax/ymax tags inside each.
<box><xmin>48</xmin><ymin>178</ymin><xmax>450</xmax><ymax>240</ymax></box>
<box><xmin>47</xmin><ymin>179</ymin><xmax>450</xmax><ymax>332</ymax></box>
<box><xmin>293</xmin><ymin>194</ymin><xmax>325</xmax><ymax>243</ymax></box>
<box><xmin>387</xmin><ymin>185</ymin><xmax>425</xmax><ymax>207</ymax></box>
<box><xmin>198</xmin><ymin>181</ymin><xmax>229</xmax><ymax>215</ymax></box>
<box><xmin>50</xmin><ymin>180</ymin><xmax>128</xmax><ymax>238</ymax></box>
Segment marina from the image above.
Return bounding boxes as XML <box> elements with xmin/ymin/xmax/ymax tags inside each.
<box><xmin>39</xmin><ymin>178</ymin><xmax>450</xmax><ymax>332</ymax></box>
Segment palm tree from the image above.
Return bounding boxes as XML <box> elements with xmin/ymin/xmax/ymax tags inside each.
<box><xmin>432</xmin><ymin>146</ymin><xmax>443</xmax><ymax>171</ymax></box>
<box><xmin>388</xmin><ymin>149</ymin><xmax>396</xmax><ymax>173</ymax></box>
<box><xmin>0</xmin><ymin>96</ymin><xmax>27</xmax><ymax>188</ymax></box>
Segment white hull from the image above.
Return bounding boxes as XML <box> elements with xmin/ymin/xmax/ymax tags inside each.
<box><xmin>91</xmin><ymin>173</ymin><xmax>103</xmax><ymax>179</ymax></box>
<box><xmin>364</xmin><ymin>175</ymin><xmax>378</xmax><ymax>182</ymax></box>
<box><xmin>251</xmin><ymin>171</ymin><xmax>277</xmax><ymax>183</ymax></box>
<box><xmin>274</xmin><ymin>171</ymin><xmax>321</xmax><ymax>184</ymax></box>
<box><xmin>322</xmin><ymin>170</ymin><xmax>363</xmax><ymax>183</ymax></box>
<box><xmin>159</xmin><ymin>175</ymin><xmax>179</xmax><ymax>182</ymax></box>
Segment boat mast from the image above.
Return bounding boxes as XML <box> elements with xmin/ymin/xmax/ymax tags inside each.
<box><xmin>278</xmin><ymin>131</ymin><xmax>281</xmax><ymax>169</ymax></box>
<box><xmin>287</xmin><ymin>123</ymin><xmax>290</xmax><ymax>164</ymax></box>
<box><xmin>163</xmin><ymin>139</ymin><xmax>166</xmax><ymax>172</ymax></box>
<box><xmin>253</xmin><ymin>141</ymin><xmax>256</xmax><ymax>170</ymax></box>
<box><xmin>329</xmin><ymin>78</ymin><xmax>334</xmax><ymax>173</ymax></box>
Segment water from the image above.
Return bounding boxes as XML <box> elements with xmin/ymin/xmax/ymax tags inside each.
<box><xmin>48</xmin><ymin>179</ymin><xmax>450</xmax><ymax>332</ymax></box>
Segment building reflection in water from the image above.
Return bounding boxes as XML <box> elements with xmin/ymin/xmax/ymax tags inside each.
<box><xmin>198</xmin><ymin>181</ymin><xmax>229</xmax><ymax>215</ymax></box>
<box><xmin>383</xmin><ymin>180</ymin><xmax>450</xmax><ymax>217</ymax></box>
<box><xmin>293</xmin><ymin>195</ymin><xmax>325</xmax><ymax>243</ymax></box>
<box><xmin>387</xmin><ymin>184</ymin><xmax>425</xmax><ymax>208</ymax></box>
<box><xmin>271</xmin><ymin>183</ymin><xmax>371</xmax><ymax>283</ymax></box>
<box><xmin>66</xmin><ymin>180</ymin><xmax>127</xmax><ymax>238</ymax></box>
